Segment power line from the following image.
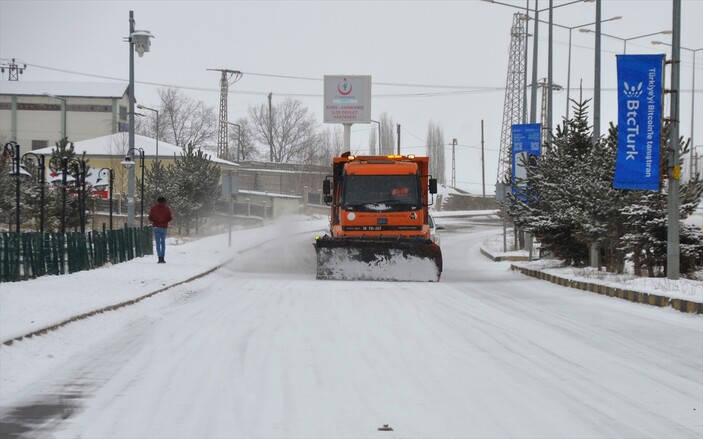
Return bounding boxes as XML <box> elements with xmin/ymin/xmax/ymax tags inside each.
<box><xmin>25</xmin><ymin>62</ymin><xmax>508</xmax><ymax>98</ymax></box>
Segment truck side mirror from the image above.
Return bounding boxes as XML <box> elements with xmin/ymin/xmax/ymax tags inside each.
<box><xmin>323</xmin><ymin>179</ymin><xmax>331</xmax><ymax>195</ymax></box>
<box><xmin>429</xmin><ymin>178</ymin><xmax>438</xmax><ymax>194</ymax></box>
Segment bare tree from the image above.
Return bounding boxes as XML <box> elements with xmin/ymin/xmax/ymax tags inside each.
<box><xmin>368</xmin><ymin>126</ymin><xmax>377</xmax><ymax>155</ymax></box>
<box><xmin>426</xmin><ymin>120</ymin><xmax>446</xmax><ymax>185</ymax></box>
<box><xmin>152</xmin><ymin>88</ymin><xmax>218</xmax><ymax>151</ymax></box>
<box><xmin>318</xmin><ymin>126</ymin><xmax>344</xmax><ymax>164</ymax></box>
<box><xmin>248</xmin><ymin>98</ymin><xmax>320</xmax><ymax>164</ymax></box>
<box><xmin>379</xmin><ymin>112</ymin><xmax>395</xmax><ymax>155</ymax></box>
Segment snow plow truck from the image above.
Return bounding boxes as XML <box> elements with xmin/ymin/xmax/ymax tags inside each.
<box><xmin>314</xmin><ymin>152</ymin><xmax>443</xmax><ymax>282</ymax></box>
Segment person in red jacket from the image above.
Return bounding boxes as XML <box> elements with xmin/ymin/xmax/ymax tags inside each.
<box><xmin>148</xmin><ymin>196</ymin><xmax>173</xmax><ymax>263</ymax></box>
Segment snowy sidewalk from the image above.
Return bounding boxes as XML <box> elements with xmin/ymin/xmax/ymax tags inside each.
<box><xmin>0</xmin><ymin>233</ymin><xmax>236</xmax><ymax>344</ymax></box>
<box><xmin>0</xmin><ymin>216</ymin><xmax>330</xmax><ymax>345</ymax></box>
<box><xmin>480</xmin><ymin>238</ymin><xmax>703</xmax><ymax>314</ymax></box>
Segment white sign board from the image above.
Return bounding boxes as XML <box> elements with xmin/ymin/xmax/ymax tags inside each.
<box><xmin>323</xmin><ymin>75</ymin><xmax>372</xmax><ymax>124</ymax></box>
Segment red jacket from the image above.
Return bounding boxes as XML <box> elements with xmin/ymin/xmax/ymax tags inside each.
<box><xmin>148</xmin><ymin>203</ymin><xmax>173</xmax><ymax>228</ymax></box>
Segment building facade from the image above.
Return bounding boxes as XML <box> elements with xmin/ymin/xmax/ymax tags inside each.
<box><xmin>0</xmin><ymin>81</ymin><xmax>130</xmax><ymax>150</ymax></box>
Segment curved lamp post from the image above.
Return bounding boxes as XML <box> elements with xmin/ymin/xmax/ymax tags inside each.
<box><xmin>95</xmin><ymin>168</ymin><xmax>115</xmax><ymax>230</ymax></box>
<box><xmin>121</xmin><ymin>147</ymin><xmax>145</xmax><ymax>227</ymax></box>
<box><xmin>21</xmin><ymin>152</ymin><xmax>46</xmax><ymax>233</ymax></box>
<box><xmin>49</xmin><ymin>156</ymin><xmax>74</xmax><ymax>235</ymax></box>
<box><xmin>4</xmin><ymin>141</ymin><xmax>29</xmax><ymax>233</ymax></box>
<box><xmin>68</xmin><ymin>159</ymin><xmax>87</xmax><ymax>233</ymax></box>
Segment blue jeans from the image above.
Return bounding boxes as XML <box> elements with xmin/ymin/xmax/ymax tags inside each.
<box><xmin>154</xmin><ymin>227</ymin><xmax>168</xmax><ymax>258</ymax></box>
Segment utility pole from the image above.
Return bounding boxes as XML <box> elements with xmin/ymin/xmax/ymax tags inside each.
<box><xmin>667</xmin><ymin>0</ymin><xmax>682</xmax><ymax>279</ymax></box>
<box><xmin>547</xmin><ymin>0</ymin><xmax>554</xmax><ymax>147</ymax></box>
<box><xmin>593</xmin><ymin>0</ymin><xmax>601</xmax><ymax>146</ymax></box>
<box><xmin>127</xmin><ymin>11</ymin><xmax>136</xmax><ymax>228</ymax></box>
<box><xmin>452</xmin><ymin>138</ymin><xmax>457</xmax><ymax>188</ymax></box>
<box><xmin>396</xmin><ymin>124</ymin><xmax>401</xmax><ymax>155</ymax></box>
<box><xmin>481</xmin><ymin>120</ymin><xmax>486</xmax><ymax>197</ymax></box>
<box><xmin>530</xmin><ymin>1</ymin><xmax>540</xmax><ymax>124</ymax></box>
<box><xmin>268</xmin><ymin>92</ymin><xmax>273</xmax><ymax>161</ymax></box>
<box><xmin>208</xmin><ymin>68</ymin><xmax>242</xmax><ymax>160</ymax></box>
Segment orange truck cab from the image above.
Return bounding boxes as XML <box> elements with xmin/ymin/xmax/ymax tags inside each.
<box><xmin>314</xmin><ymin>153</ymin><xmax>442</xmax><ymax>282</ymax></box>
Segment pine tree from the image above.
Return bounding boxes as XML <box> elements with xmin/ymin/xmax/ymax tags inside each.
<box><xmin>46</xmin><ymin>138</ymin><xmax>94</xmax><ymax>233</ymax></box>
<box><xmin>0</xmin><ymin>149</ymin><xmax>16</xmax><ymax>230</ymax></box>
<box><xmin>509</xmin><ymin>96</ymin><xmax>703</xmax><ymax>276</ymax></box>
<box><xmin>166</xmin><ymin>143</ymin><xmax>221</xmax><ymax>235</ymax></box>
<box><xmin>619</xmin><ymin>125</ymin><xmax>703</xmax><ymax>276</ymax></box>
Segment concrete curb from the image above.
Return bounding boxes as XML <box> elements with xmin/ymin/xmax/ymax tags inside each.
<box><xmin>480</xmin><ymin>248</ymin><xmax>529</xmax><ymax>262</ymax></box>
<box><xmin>1</xmin><ymin>257</ymin><xmax>235</xmax><ymax>347</ymax></box>
<box><xmin>510</xmin><ymin>264</ymin><xmax>702</xmax><ymax>315</ymax></box>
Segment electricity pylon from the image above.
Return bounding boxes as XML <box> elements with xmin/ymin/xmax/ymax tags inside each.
<box><xmin>497</xmin><ymin>13</ymin><xmax>527</xmax><ymax>184</ymax></box>
<box><xmin>208</xmin><ymin>69</ymin><xmax>242</xmax><ymax>159</ymax></box>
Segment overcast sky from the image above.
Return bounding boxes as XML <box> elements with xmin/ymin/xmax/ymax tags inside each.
<box><xmin>1</xmin><ymin>0</ymin><xmax>701</xmax><ymax>194</ymax></box>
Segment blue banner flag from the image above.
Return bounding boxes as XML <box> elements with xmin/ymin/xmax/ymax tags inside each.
<box><xmin>511</xmin><ymin>123</ymin><xmax>541</xmax><ymax>190</ymax></box>
<box><xmin>614</xmin><ymin>54</ymin><xmax>664</xmax><ymax>191</ymax></box>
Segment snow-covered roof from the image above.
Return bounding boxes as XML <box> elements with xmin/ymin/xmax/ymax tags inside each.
<box><xmin>239</xmin><ymin>189</ymin><xmax>302</xmax><ymax>199</ymax></box>
<box><xmin>30</xmin><ymin>132</ymin><xmax>239</xmax><ymax>168</ymax></box>
<box><xmin>0</xmin><ymin>81</ymin><xmax>128</xmax><ymax>98</ymax></box>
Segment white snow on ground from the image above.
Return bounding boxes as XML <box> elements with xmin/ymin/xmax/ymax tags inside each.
<box><xmin>0</xmin><ymin>212</ymin><xmax>701</xmax><ymax>438</ymax></box>
<box><xmin>437</xmin><ymin>210</ymin><xmax>703</xmax><ymax>303</ymax></box>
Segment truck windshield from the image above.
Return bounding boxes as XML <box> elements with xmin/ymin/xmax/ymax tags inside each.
<box><xmin>342</xmin><ymin>175</ymin><xmax>421</xmax><ymax>211</ymax></box>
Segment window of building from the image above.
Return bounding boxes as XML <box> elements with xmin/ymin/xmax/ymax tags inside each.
<box><xmin>31</xmin><ymin>140</ymin><xmax>48</xmax><ymax>150</ymax></box>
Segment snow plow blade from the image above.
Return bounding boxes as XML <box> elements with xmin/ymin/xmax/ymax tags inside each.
<box><xmin>314</xmin><ymin>236</ymin><xmax>442</xmax><ymax>282</ymax></box>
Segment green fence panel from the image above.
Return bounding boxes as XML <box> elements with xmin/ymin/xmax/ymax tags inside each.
<box><xmin>48</xmin><ymin>233</ymin><xmax>61</xmax><ymax>276</ymax></box>
<box><xmin>1</xmin><ymin>233</ymin><xmax>10</xmax><ymax>282</ymax></box>
<box><xmin>0</xmin><ymin>233</ymin><xmax>21</xmax><ymax>282</ymax></box>
<box><xmin>2</xmin><ymin>226</ymin><xmax>155</xmax><ymax>282</ymax></box>
<box><xmin>32</xmin><ymin>232</ymin><xmax>46</xmax><ymax>278</ymax></box>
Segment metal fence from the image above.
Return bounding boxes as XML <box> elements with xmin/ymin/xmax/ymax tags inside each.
<box><xmin>0</xmin><ymin>226</ymin><xmax>153</xmax><ymax>283</ymax></box>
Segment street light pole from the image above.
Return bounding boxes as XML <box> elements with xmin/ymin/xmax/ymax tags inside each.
<box><xmin>49</xmin><ymin>156</ymin><xmax>70</xmax><ymax>235</ymax></box>
<box><xmin>96</xmin><ymin>168</ymin><xmax>115</xmax><ymax>230</ymax></box>
<box><xmin>653</xmin><ymin>41</ymin><xmax>702</xmax><ymax>181</ymax></box>
<box><xmin>21</xmin><ymin>152</ymin><xmax>46</xmax><ymax>234</ymax></box>
<box><xmin>667</xmin><ymin>0</ymin><xmax>682</xmax><ymax>280</ymax></box>
<box><xmin>533</xmin><ymin>15</ymin><xmax>621</xmax><ymax>120</ymax></box>
<box><xmin>125</xmin><ymin>10</ymin><xmax>153</xmax><ymax>228</ymax></box>
<box><xmin>43</xmin><ymin>93</ymin><xmax>67</xmax><ymax>141</ymax></box>
<box><xmin>136</xmin><ymin>104</ymin><xmax>159</xmax><ymax>163</ymax></box>
<box><xmin>127</xmin><ymin>11</ymin><xmax>136</xmax><ymax>228</ymax></box>
<box><xmin>122</xmin><ymin>148</ymin><xmax>145</xmax><ymax>228</ymax></box>
<box><xmin>371</xmin><ymin>119</ymin><xmax>382</xmax><ymax>154</ymax></box>
<box><xmin>483</xmin><ymin>0</ymin><xmax>600</xmax><ymax>123</ymax></box>
<box><xmin>580</xmin><ymin>29</ymin><xmax>672</xmax><ymax>54</ymax></box>
<box><xmin>137</xmin><ymin>104</ymin><xmax>160</xmax><ymax>191</ymax></box>
<box><xmin>69</xmin><ymin>159</ymin><xmax>87</xmax><ymax>233</ymax></box>
<box><xmin>530</xmin><ymin>0</ymin><xmax>540</xmax><ymax>124</ymax></box>
<box><xmin>4</xmin><ymin>141</ymin><xmax>21</xmax><ymax>233</ymax></box>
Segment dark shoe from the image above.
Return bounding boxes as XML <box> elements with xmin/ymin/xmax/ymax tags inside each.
<box><xmin>158</xmin><ymin>257</ymin><xmax>165</xmax><ymax>263</ymax></box>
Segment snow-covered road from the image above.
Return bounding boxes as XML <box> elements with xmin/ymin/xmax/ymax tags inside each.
<box><xmin>1</xmin><ymin>216</ymin><xmax>701</xmax><ymax>438</ymax></box>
